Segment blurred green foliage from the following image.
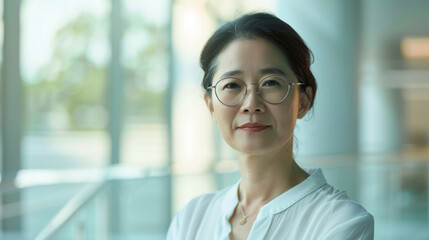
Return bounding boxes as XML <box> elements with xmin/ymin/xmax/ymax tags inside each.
<box><xmin>25</xmin><ymin>11</ymin><xmax>168</xmax><ymax>131</ymax></box>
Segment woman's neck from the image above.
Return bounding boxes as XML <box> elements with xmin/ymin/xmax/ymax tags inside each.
<box><xmin>236</xmin><ymin>145</ymin><xmax>309</xmax><ymax>206</ymax></box>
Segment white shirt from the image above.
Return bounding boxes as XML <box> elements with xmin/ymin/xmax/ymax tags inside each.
<box><xmin>167</xmin><ymin>169</ymin><xmax>374</xmax><ymax>240</ymax></box>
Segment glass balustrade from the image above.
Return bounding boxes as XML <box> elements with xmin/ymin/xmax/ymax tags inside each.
<box><xmin>0</xmin><ymin>156</ymin><xmax>428</xmax><ymax>240</ymax></box>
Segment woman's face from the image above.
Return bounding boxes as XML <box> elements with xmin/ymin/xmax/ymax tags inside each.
<box><xmin>205</xmin><ymin>38</ymin><xmax>309</xmax><ymax>155</ymax></box>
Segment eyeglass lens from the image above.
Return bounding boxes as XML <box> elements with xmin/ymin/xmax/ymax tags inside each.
<box><xmin>214</xmin><ymin>76</ymin><xmax>291</xmax><ymax>106</ymax></box>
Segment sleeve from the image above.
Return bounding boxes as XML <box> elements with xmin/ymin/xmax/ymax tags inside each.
<box><xmin>320</xmin><ymin>213</ymin><xmax>374</xmax><ymax>240</ymax></box>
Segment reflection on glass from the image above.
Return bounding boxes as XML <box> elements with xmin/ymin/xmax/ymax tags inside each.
<box><xmin>21</xmin><ymin>0</ymin><xmax>109</xmax><ymax>169</ymax></box>
<box><xmin>121</xmin><ymin>0</ymin><xmax>170</xmax><ymax>168</ymax></box>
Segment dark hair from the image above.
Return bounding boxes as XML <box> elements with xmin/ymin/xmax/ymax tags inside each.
<box><xmin>200</xmin><ymin>12</ymin><xmax>317</xmax><ymax>109</ymax></box>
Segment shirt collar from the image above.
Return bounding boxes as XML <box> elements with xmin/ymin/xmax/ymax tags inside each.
<box><xmin>258</xmin><ymin>168</ymin><xmax>327</xmax><ymax>219</ymax></box>
<box><xmin>221</xmin><ymin>168</ymin><xmax>327</xmax><ymax>220</ymax></box>
<box><xmin>222</xmin><ymin>180</ymin><xmax>240</xmax><ymax>219</ymax></box>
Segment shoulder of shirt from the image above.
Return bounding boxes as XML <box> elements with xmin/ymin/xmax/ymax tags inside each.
<box><xmin>307</xmin><ymin>184</ymin><xmax>375</xmax><ymax>238</ymax></box>
<box><xmin>167</xmin><ymin>186</ymin><xmax>235</xmax><ymax>239</ymax></box>
<box><xmin>308</xmin><ymin>183</ymin><xmax>373</xmax><ymax>220</ymax></box>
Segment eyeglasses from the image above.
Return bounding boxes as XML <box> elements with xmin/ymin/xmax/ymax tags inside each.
<box><xmin>207</xmin><ymin>75</ymin><xmax>304</xmax><ymax>107</ymax></box>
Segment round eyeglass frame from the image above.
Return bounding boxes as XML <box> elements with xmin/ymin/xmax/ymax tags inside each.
<box><xmin>207</xmin><ymin>75</ymin><xmax>305</xmax><ymax>107</ymax></box>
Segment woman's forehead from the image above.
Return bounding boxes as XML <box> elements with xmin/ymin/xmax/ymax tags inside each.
<box><xmin>214</xmin><ymin>39</ymin><xmax>294</xmax><ymax>80</ymax></box>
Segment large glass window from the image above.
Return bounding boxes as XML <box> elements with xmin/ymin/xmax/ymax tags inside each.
<box><xmin>21</xmin><ymin>0</ymin><xmax>109</xmax><ymax>169</ymax></box>
<box><xmin>120</xmin><ymin>0</ymin><xmax>170</xmax><ymax>168</ymax></box>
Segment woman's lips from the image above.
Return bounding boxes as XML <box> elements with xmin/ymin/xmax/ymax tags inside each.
<box><xmin>238</xmin><ymin>122</ymin><xmax>270</xmax><ymax>132</ymax></box>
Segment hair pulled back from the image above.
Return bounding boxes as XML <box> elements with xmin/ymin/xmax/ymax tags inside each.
<box><xmin>200</xmin><ymin>12</ymin><xmax>317</xmax><ymax>109</ymax></box>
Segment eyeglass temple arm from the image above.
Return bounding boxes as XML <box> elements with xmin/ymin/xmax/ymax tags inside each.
<box><xmin>209</xmin><ymin>83</ymin><xmax>304</xmax><ymax>88</ymax></box>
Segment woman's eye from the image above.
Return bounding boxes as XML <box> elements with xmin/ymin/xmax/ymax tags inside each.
<box><xmin>262</xmin><ymin>80</ymin><xmax>281</xmax><ymax>87</ymax></box>
<box><xmin>224</xmin><ymin>83</ymin><xmax>240</xmax><ymax>89</ymax></box>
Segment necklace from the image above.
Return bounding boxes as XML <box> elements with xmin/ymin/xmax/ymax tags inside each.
<box><xmin>238</xmin><ymin>203</ymin><xmax>254</xmax><ymax>225</ymax></box>
<box><xmin>237</xmin><ymin>183</ymin><xmax>291</xmax><ymax>226</ymax></box>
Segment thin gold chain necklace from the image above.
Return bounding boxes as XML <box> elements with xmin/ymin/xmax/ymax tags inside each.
<box><xmin>238</xmin><ymin>203</ymin><xmax>258</xmax><ymax>225</ymax></box>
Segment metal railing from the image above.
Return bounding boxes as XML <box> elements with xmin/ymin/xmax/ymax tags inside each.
<box><xmin>1</xmin><ymin>155</ymin><xmax>429</xmax><ymax>240</ymax></box>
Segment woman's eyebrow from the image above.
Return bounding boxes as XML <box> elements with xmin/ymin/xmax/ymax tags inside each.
<box><xmin>219</xmin><ymin>68</ymin><xmax>286</xmax><ymax>79</ymax></box>
<box><xmin>219</xmin><ymin>70</ymin><xmax>242</xmax><ymax>79</ymax></box>
<box><xmin>259</xmin><ymin>68</ymin><xmax>286</xmax><ymax>75</ymax></box>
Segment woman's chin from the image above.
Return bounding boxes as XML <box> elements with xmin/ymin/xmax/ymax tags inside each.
<box><xmin>234</xmin><ymin>142</ymin><xmax>273</xmax><ymax>155</ymax></box>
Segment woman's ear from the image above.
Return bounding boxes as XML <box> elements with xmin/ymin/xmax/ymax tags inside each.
<box><xmin>204</xmin><ymin>93</ymin><xmax>216</xmax><ymax>122</ymax></box>
<box><xmin>204</xmin><ymin>93</ymin><xmax>214</xmax><ymax>112</ymax></box>
<box><xmin>297</xmin><ymin>86</ymin><xmax>313</xmax><ymax>119</ymax></box>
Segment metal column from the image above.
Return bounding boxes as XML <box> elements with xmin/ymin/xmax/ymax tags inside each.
<box><xmin>1</xmin><ymin>0</ymin><xmax>22</xmax><ymax>233</ymax></box>
<box><xmin>107</xmin><ymin>0</ymin><xmax>124</xmax><ymax>235</ymax></box>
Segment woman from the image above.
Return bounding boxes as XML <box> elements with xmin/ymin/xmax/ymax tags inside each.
<box><xmin>167</xmin><ymin>12</ymin><xmax>374</xmax><ymax>240</ymax></box>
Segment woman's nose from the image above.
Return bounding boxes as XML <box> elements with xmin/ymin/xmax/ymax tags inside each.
<box><xmin>240</xmin><ymin>84</ymin><xmax>265</xmax><ymax>113</ymax></box>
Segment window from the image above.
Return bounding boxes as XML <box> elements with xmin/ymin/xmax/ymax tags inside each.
<box><xmin>120</xmin><ymin>0</ymin><xmax>171</xmax><ymax>168</ymax></box>
<box><xmin>21</xmin><ymin>0</ymin><xmax>109</xmax><ymax>169</ymax></box>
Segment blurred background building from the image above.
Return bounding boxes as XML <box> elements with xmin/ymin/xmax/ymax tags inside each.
<box><xmin>1</xmin><ymin>0</ymin><xmax>429</xmax><ymax>239</ymax></box>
